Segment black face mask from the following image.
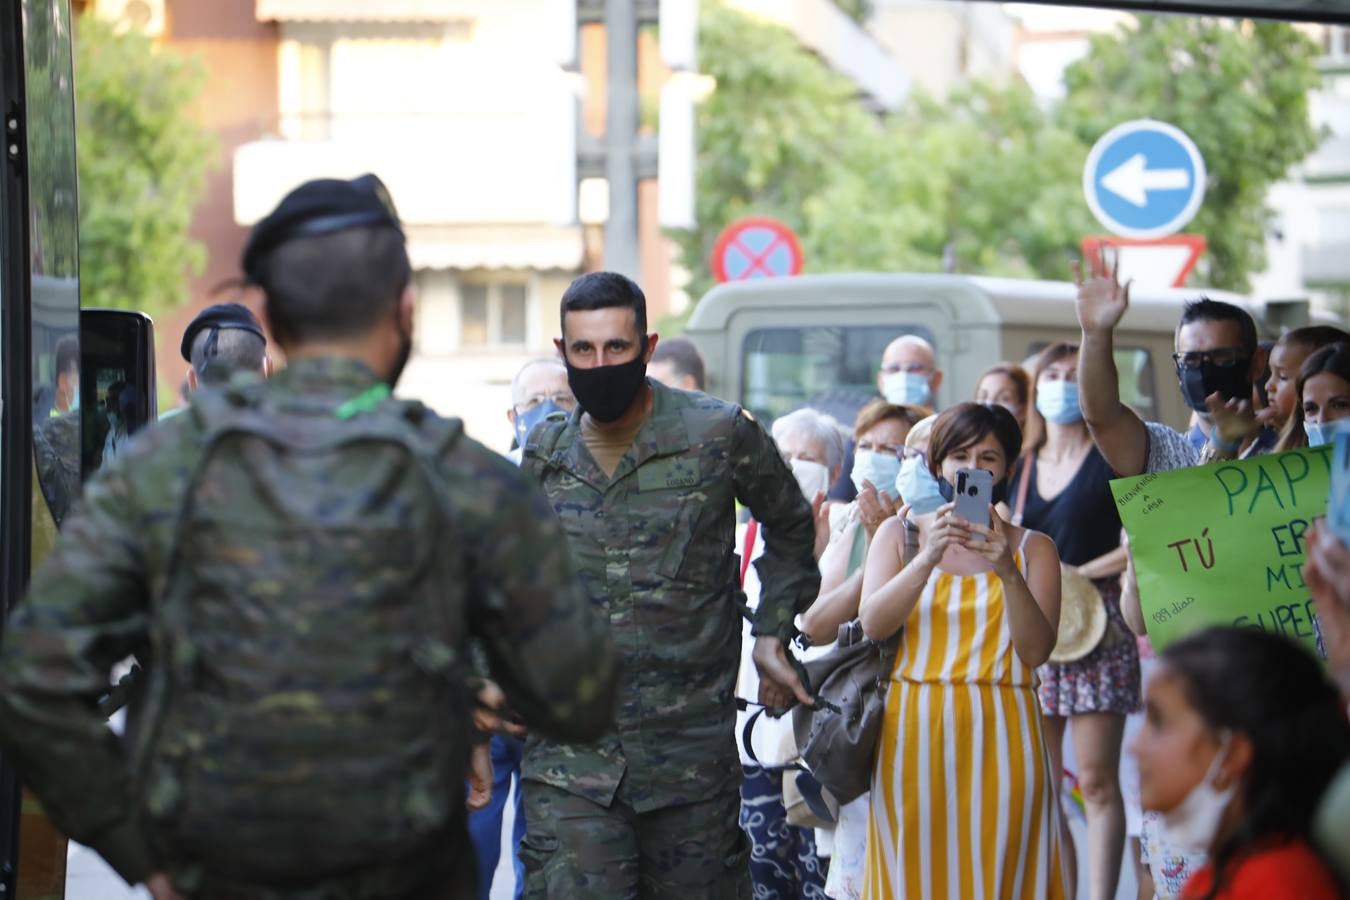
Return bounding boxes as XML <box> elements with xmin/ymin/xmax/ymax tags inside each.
<box><xmin>937</xmin><ymin>474</ymin><xmax>1009</xmax><ymax>506</ymax></box>
<box><xmin>566</xmin><ymin>338</ymin><xmax>649</xmax><ymax>423</ymax></box>
<box><xmin>1178</xmin><ymin>362</ymin><xmax>1251</xmax><ymax>414</ymax></box>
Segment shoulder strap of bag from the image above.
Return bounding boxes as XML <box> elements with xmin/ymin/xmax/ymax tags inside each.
<box><xmin>1011</xmin><ymin>454</ymin><xmax>1035</xmax><ymax>527</ymax></box>
<box><xmin>900</xmin><ymin>516</ymin><xmax>919</xmax><ymax>563</ymax></box>
<box><xmin>740</xmin><ymin>518</ymin><xmax>760</xmax><ymax>588</ymax></box>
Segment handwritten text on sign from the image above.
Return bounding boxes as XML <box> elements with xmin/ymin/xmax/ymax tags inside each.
<box><xmin>1111</xmin><ymin>446</ymin><xmax>1332</xmax><ymax>656</ymax></box>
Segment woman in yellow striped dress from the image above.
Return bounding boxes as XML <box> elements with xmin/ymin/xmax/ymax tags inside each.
<box><xmin>859</xmin><ymin>403</ymin><xmax>1066</xmax><ymax>899</ymax></box>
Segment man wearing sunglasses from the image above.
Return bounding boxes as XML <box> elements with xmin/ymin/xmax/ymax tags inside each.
<box><xmin>1074</xmin><ymin>255</ymin><xmax>1269</xmax><ymax>477</ymax></box>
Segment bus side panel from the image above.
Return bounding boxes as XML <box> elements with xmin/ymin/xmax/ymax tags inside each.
<box><xmin>15</xmin><ymin>0</ymin><xmax>82</xmax><ymax>895</ymax></box>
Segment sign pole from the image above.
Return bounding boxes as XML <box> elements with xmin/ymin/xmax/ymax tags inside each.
<box><xmin>603</xmin><ymin>0</ymin><xmax>640</xmax><ymax>279</ymax></box>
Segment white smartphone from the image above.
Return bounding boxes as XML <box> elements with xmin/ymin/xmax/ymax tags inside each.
<box><xmin>953</xmin><ymin>468</ymin><xmax>993</xmax><ymax>541</ymax></box>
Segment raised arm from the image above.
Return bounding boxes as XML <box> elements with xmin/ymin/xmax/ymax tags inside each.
<box><xmin>1075</xmin><ymin>257</ymin><xmax>1150</xmax><ymax>478</ymax></box>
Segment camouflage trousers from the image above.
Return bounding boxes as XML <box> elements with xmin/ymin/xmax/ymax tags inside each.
<box><xmin>163</xmin><ymin>832</ymin><xmax>477</xmax><ymax>900</ymax></box>
<box><xmin>520</xmin><ymin>778</ymin><xmax>752</xmax><ymax>899</ymax></box>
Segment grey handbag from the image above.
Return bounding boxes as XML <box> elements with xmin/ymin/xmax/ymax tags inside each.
<box><xmin>787</xmin><ymin>517</ymin><xmax>916</xmax><ymax>805</ymax></box>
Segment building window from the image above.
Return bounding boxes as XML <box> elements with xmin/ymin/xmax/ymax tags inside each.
<box><xmin>1325</xmin><ymin>27</ymin><xmax>1350</xmax><ymax>62</ymax></box>
<box><xmin>459</xmin><ymin>280</ymin><xmax>531</xmax><ymax>348</ymax></box>
<box><xmin>460</xmin><ymin>284</ymin><xmax>490</xmax><ymax>345</ymax></box>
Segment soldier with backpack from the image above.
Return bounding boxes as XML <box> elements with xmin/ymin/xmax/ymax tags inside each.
<box><xmin>0</xmin><ymin>175</ymin><xmax>617</xmax><ymax>900</ymax></box>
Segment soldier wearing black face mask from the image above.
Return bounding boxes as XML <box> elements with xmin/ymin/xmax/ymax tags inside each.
<box><xmin>1072</xmin><ymin>253</ymin><xmax>1271</xmax><ymax>477</ymax></box>
<box><xmin>519</xmin><ymin>271</ymin><xmax>820</xmax><ymax>897</ymax></box>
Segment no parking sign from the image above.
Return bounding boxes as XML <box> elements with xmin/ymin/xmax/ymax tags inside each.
<box><xmin>711</xmin><ymin>217</ymin><xmax>803</xmax><ymax>283</ymax></box>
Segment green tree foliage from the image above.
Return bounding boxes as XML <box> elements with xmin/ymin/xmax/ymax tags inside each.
<box><xmin>681</xmin><ymin>4</ymin><xmax>1321</xmax><ymax>298</ymax></box>
<box><xmin>834</xmin><ymin>0</ymin><xmax>872</xmax><ymax>24</ymax></box>
<box><xmin>74</xmin><ymin>13</ymin><xmax>213</xmax><ymax>315</ymax></box>
<box><xmin>805</xmin><ymin>84</ymin><xmax>1094</xmax><ymax>281</ymax></box>
<box><xmin>673</xmin><ymin>1</ymin><xmax>885</xmax><ymax>300</ymax></box>
<box><xmin>1060</xmin><ymin>17</ymin><xmax>1322</xmax><ymax>292</ymax></box>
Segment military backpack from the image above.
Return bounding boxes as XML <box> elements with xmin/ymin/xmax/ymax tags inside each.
<box><xmin>129</xmin><ymin>384</ymin><xmax>470</xmax><ymax>885</ymax></box>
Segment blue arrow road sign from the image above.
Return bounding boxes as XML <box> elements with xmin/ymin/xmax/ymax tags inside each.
<box><xmin>1082</xmin><ymin>120</ymin><xmax>1206</xmax><ymax>240</ymax></box>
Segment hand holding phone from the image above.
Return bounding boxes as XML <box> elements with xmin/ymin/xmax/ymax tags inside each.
<box><xmin>953</xmin><ymin>468</ymin><xmax>994</xmax><ymax>542</ymax></box>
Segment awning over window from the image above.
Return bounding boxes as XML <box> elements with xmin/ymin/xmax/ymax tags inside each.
<box><xmin>256</xmin><ymin>0</ymin><xmax>466</xmax><ymax>22</ymax></box>
<box><xmin>406</xmin><ymin>225</ymin><xmax>584</xmax><ymax>272</ymax></box>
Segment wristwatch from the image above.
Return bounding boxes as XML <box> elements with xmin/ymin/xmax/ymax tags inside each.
<box><xmin>1200</xmin><ymin>435</ymin><xmax>1241</xmax><ymax>464</ymax></box>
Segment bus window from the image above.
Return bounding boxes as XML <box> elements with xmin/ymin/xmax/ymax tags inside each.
<box><xmin>1116</xmin><ymin>347</ymin><xmax>1159</xmax><ymax>423</ymax></box>
<box><xmin>742</xmin><ymin>325</ymin><xmax>935</xmax><ymax>426</ymax></box>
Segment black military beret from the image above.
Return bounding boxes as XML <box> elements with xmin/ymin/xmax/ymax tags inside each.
<box><xmin>180</xmin><ymin>302</ymin><xmax>265</xmax><ymax>362</ymax></box>
<box><xmin>241</xmin><ymin>174</ymin><xmax>403</xmax><ymax>284</ymax></box>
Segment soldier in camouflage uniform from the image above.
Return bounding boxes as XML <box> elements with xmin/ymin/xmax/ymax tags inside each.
<box><xmin>0</xmin><ymin>175</ymin><xmax>617</xmax><ymax>900</ymax></box>
<box><xmin>519</xmin><ymin>272</ymin><xmax>820</xmax><ymax>898</ymax></box>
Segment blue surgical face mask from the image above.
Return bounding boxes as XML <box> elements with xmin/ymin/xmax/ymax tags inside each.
<box><xmin>896</xmin><ymin>454</ymin><xmax>944</xmax><ymax>515</ymax></box>
<box><xmin>882</xmin><ymin>371</ymin><xmax>932</xmax><ymax>407</ymax></box>
<box><xmin>514</xmin><ymin>400</ymin><xmax>566</xmax><ymax>447</ymax></box>
<box><xmin>851</xmin><ymin>449</ymin><xmax>901</xmax><ymax>500</ymax></box>
<box><xmin>1036</xmin><ymin>379</ymin><xmax>1083</xmax><ymax>425</ymax></box>
<box><xmin>1306</xmin><ymin>420</ymin><xmax>1332</xmax><ymax>447</ymax></box>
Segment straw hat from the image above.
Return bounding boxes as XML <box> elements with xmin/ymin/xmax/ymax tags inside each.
<box><xmin>1048</xmin><ymin>566</ymin><xmax>1107</xmax><ymax>664</ymax></box>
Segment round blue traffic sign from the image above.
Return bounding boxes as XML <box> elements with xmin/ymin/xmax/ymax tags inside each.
<box><xmin>1082</xmin><ymin>120</ymin><xmax>1206</xmax><ymax>240</ymax></box>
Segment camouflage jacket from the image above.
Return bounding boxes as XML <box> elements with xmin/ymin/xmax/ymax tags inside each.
<box><xmin>0</xmin><ymin>357</ymin><xmax>616</xmax><ymax>892</ymax></box>
<box><xmin>520</xmin><ymin>379</ymin><xmax>818</xmax><ymax>811</ymax></box>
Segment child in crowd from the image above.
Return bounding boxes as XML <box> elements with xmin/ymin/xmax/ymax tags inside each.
<box><xmin>1260</xmin><ymin>326</ymin><xmax>1347</xmax><ymax>434</ymax></box>
<box><xmin>1132</xmin><ymin>627</ymin><xmax>1349</xmax><ymax>899</ymax></box>
<box><xmin>1275</xmin><ymin>339</ymin><xmax>1350</xmax><ymax>450</ymax></box>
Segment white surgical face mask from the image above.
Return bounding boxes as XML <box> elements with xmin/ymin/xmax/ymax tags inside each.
<box><xmin>1306</xmin><ymin>421</ymin><xmax>1332</xmax><ymax>447</ymax></box>
<box><xmin>851</xmin><ymin>449</ymin><xmax>900</xmax><ymax>500</ymax></box>
<box><xmin>1158</xmin><ymin>734</ymin><xmax>1236</xmax><ymax>851</ymax></box>
<box><xmin>790</xmin><ymin>458</ymin><xmax>831</xmax><ymax>502</ymax></box>
<box><xmin>1036</xmin><ymin>379</ymin><xmax>1083</xmax><ymax>425</ymax></box>
<box><xmin>882</xmin><ymin>371</ymin><xmax>932</xmax><ymax>407</ymax></box>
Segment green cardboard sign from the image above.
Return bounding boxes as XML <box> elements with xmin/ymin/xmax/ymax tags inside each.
<box><xmin>1111</xmin><ymin>445</ymin><xmax>1334</xmax><ymax>656</ymax></box>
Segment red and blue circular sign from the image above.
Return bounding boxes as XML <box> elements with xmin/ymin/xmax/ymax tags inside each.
<box><xmin>711</xmin><ymin>217</ymin><xmax>804</xmax><ymax>283</ymax></box>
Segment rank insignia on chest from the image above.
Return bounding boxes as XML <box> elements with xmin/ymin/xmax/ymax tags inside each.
<box><xmin>637</xmin><ymin>458</ymin><xmax>700</xmax><ymax>491</ymax></box>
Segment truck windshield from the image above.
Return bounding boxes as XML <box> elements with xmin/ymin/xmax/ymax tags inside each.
<box><xmin>742</xmin><ymin>325</ymin><xmax>935</xmax><ymax>427</ymax></box>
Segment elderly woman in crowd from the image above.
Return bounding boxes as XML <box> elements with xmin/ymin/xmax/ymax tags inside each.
<box><xmin>735</xmin><ymin>406</ymin><xmax>846</xmax><ymax>900</ymax></box>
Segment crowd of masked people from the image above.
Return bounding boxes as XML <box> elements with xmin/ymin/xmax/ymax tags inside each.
<box><xmin>0</xmin><ymin>175</ymin><xmax>1347</xmax><ymax>900</ymax></box>
<box><xmin>459</xmin><ymin>252</ymin><xmax>1350</xmax><ymax>900</ymax></box>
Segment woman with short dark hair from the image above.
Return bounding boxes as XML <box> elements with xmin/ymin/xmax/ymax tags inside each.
<box><xmin>859</xmin><ymin>402</ymin><xmax>1066</xmax><ymax>898</ymax></box>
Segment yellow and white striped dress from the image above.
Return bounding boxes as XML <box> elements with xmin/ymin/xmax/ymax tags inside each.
<box><xmin>863</xmin><ymin>538</ymin><xmax>1066</xmax><ymax>900</ymax></box>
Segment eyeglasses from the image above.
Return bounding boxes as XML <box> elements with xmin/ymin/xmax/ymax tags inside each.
<box><xmin>1172</xmin><ymin>349</ymin><xmax>1249</xmax><ymax>370</ymax></box>
<box><xmin>516</xmin><ymin>392</ymin><xmax>576</xmax><ymax>413</ymax></box>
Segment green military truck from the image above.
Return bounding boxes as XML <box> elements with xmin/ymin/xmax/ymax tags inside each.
<box><xmin>683</xmin><ymin>273</ymin><xmax>1319</xmax><ymax>432</ymax></box>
